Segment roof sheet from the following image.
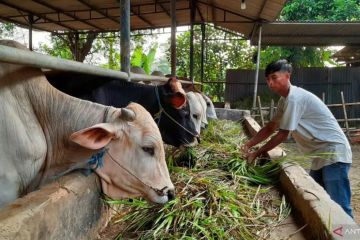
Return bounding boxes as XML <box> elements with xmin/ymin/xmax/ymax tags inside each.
<box><xmin>250</xmin><ymin>22</ymin><xmax>360</xmax><ymax>46</ymax></box>
<box><xmin>332</xmin><ymin>46</ymin><xmax>360</xmax><ymax>64</ymax></box>
<box><xmin>0</xmin><ymin>0</ymin><xmax>286</xmax><ymax>37</ymax></box>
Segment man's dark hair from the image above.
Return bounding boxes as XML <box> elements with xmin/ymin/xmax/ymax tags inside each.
<box><xmin>265</xmin><ymin>59</ymin><xmax>292</xmax><ymax>77</ymax></box>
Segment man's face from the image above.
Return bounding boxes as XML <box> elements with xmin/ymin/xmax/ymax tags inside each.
<box><xmin>266</xmin><ymin>71</ymin><xmax>290</xmax><ymax>96</ymax></box>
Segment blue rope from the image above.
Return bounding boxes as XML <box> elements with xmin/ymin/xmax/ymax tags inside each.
<box><xmin>83</xmin><ymin>148</ymin><xmax>106</xmax><ymax>176</ymax></box>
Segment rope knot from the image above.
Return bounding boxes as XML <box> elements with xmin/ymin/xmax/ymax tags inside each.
<box><xmin>87</xmin><ymin>148</ymin><xmax>106</xmax><ymax>170</ymax></box>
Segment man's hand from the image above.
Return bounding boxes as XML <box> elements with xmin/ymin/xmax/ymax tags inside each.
<box><xmin>240</xmin><ymin>143</ymin><xmax>258</xmax><ymax>164</ymax></box>
<box><xmin>240</xmin><ymin>144</ymin><xmax>250</xmax><ymax>154</ymax></box>
<box><xmin>244</xmin><ymin>151</ymin><xmax>258</xmax><ymax>165</ymax></box>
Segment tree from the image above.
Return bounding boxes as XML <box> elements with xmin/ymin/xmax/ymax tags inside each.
<box><xmin>166</xmin><ymin>24</ymin><xmax>255</xmax><ymax>101</ymax></box>
<box><xmin>39</xmin><ymin>32</ymin><xmax>98</xmax><ymax>62</ymax></box>
<box><xmin>0</xmin><ymin>23</ymin><xmax>15</xmax><ymax>38</ymax></box>
<box><xmin>130</xmin><ymin>45</ymin><xmax>157</xmax><ymax>74</ymax></box>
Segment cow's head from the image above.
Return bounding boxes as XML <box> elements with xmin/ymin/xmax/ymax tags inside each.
<box><xmin>158</xmin><ymin>78</ymin><xmax>198</xmax><ymax>147</ymax></box>
<box><xmin>194</xmin><ymin>92</ymin><xmax>208</xmax><ymax>129</ymax></box>
<box><xmin>202</xmin><ymin>94</ymin><xmax>217</xmax><ymax>120</ymax></box>
<box><xmin>70</xmin><ymin>103</ymin><xmax>174</xmax><ymax>204</ymax></box>
<box><xmin>186</xmin><ymin>91</ymin><xmax>203</xmax><ymax>136</ymax></box>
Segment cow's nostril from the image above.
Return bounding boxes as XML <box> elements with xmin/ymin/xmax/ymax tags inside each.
<box><xmin>196</xmin><ymin>136</ymin><xmax>201</xmax><ymax>144</ymax></box>
<box><xmin>167</xmin><ymin>189</ymin><xmax>175</xmax><ymax>200</ymax></box>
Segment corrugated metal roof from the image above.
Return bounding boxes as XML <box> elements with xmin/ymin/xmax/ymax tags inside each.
<box><xmin>0</xmin><ymin>0</ymin><xmax>286</xmax><ymax>37</ymax></box>
<box><xmin>250</xmin><ymin>21</ymin><xmax>360</xmax><ymax>46</ymax></box>
<box><xmin>332</xmin><ymin>46</ymin><xmax>360</xmax><ymax>64</ymax></box>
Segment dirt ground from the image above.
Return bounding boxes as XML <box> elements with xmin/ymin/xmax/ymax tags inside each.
<box><xmin>282</xmin><ymin>142</ymin><xmax>360</xmax><ymax>223</ymax></box>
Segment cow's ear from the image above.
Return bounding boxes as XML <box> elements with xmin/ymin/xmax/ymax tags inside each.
<box><xmin>70</xmin><ymin>123</ymin><xmax>116</xmax><ymax>150</ymax></box>
<box><xmin>167</xmin><ymin>78</ymin><xmax>187</xmax><ymax>109</ymax></box>
<box><xmin>169</xmin><ymin>92</ymin><xmax>186</xmax><ymax>109</ymax></box>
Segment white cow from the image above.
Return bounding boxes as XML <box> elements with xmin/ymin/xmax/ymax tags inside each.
<box><xmin>194</xmin><ymin>92</ymin><xmax>208</xmax><ymax>129</ymax></box>
<box><xmin>186</xmin><ymin>91</ymin><xmax>203</xmax><ymax>135</ymax></box>
<box><xmin>0</xmin><ymin>40</ymin><xmax>174</xmax><ymax>207</ymax></box>
<box><xmin>201</xmin><ymin>94</ymin><xmax>217</xmax><ymax>120</ymax></box>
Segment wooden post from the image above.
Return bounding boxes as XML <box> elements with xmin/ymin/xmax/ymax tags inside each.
<box><xmin>28</xmin><ymin>14</ymin><xmax>33</xmax><ymax>51</ymax></box>
<box><xmin>74</xmin><ymin>32</ymin><xmax>79</xmax><ymax>61</ymax></box>
<box><xmin>189</xmin><ymin>0</ymin><xmax>195</xmax><ymax>83</ymax></box>
<box><xmin>322</xmin><ymin>92</ymin><xmax>325</xmax><ymax>103</ymax></box>
<box><xmin>200</xmin><ymin>23</ymin><xmax>205</xmax><ymax>90</ymax></box>
<box><xmin>170</xmin><ymin>0</ymin><xmax>177</xmax><ymax>77</ymax></box>
<box><xmin>252</xmin><ymin>24</ymin><xmax>262</xmax><ymax>109</ymax></box>
<box><xmin>341</xmin><ymin>91</ymin><xmax>350</xmax><ymax>138</ymax></box>
<box><xmin>120</xmin><ymin>0</ymin><xmax>130</xmax><ymax>81</ymax></box>
<box><xmin>269</xmin><ymin>99</ymin><xmax>275</xmax><ymax>121</ymax></box>
<box><xmin>257</xmin><ymin>96</ymin><xmax>265</xmax><ymax>127</ymax></box>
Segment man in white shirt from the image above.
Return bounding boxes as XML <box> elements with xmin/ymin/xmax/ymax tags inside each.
<box><xmin>241</xmin><ymin>59</ymin><xmax>353</xmax><ymax>217</ymax></box>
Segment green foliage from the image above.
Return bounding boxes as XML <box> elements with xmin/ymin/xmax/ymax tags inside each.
<box><xmin>130</xmin><ymin>46</ymin><xmax>143</xmax><ymax>67</ymax></box>
<box><xmin>39</xmin><ymin>36</ymin><xmax>73</xmax><ymax>60</ymax></box>
<box><xmin>131</xmin><ymin>44</ymin><xmax>158</xmax><ymax>74</ymax></box>
<box><xmin>0</xmin><ymin>23</ymin><xmax>15</xmax><ymax>38</ymax></box>
<box><xmin>167</xmin><ymin>24</ymin><xmax>256</xmax><ymax>101</ymax></box>
<box><xmin>100</xmin><ymin>33</ymin><xmax>120</xmax><ymax>70</ymax></box>
<box><xmin>262</xmin><ymin>0</ymin><xmax>360</xmax><ymax>67</ymax></box>
<box><xmin>280</xmin><ymin>0</ymin><xmax>360</xmax><ymax>21</ymax></box>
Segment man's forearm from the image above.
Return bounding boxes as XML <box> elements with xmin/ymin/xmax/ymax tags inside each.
<box><xmin>245</xmin><ymin>121</ymin><xmax>278</xmax><ymax>148</ymax></box>
<box><xmin>253</xmin><ymin>130</ymin><xmax>289</xmax><ymax>158</ymax></box>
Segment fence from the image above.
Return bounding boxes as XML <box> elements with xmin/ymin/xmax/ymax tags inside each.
<box><xmin>252</xmin><ymin>92</ymin><xmax>360</xmax><ymax>143</ymax></box>
<box><xmin>225</xmin><ymin>67</ymin><xmax>360</xmax><ymax>120</ymax></box>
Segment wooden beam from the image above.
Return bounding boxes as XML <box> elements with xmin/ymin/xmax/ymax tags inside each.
<box><xmin>0</xmin><ymin>0</ymin><xmax>75</xmax><ymax>31</ymax></box>
<box><xmin>77</xmin><ymin>0</ymin><xmax>119</xmax><ymax>25</ymax></box>
<box><xmin>130</xmin><ymin>6</ymin><xmax>155</xmax><ymax>28</ymax></box>
<box><xmin>32</xmin><ymin>0</ymin><xmax>104</xmax><ymax>31</ymax></box>
<box><xmin>0</xmin><ymin>15</ymin><xmax>48</xmax><ymax>32</ymax></box>
<box><xmin>197</xmin><ymin>0</ymin><xmax>256</xmax><ymax>22</ymax></box>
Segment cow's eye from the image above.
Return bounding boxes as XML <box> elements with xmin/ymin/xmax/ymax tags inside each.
<box><xmin>142</xmin><ymin>147</ymin><xmax>154</xmax><ymax>156</ymax></box>
<box><xmin>193</xmin><ymin>114</ymin><xmax>198</xmax><ymax>119</ymax></box>
<box><xmin>206</xmin><ymin>102</ymin><xmax>210</xmax><ymax>106</ymax></box>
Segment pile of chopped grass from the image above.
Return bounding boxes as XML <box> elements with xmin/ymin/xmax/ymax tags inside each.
<box><xmin>108</xmin><ymin>119</ymin><xmax>291</xmax><ymax>239</ymax></box>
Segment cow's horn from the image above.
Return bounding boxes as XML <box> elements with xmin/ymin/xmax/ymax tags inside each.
<box><xmin>120</xmin><ymin>108</ymin><xmax>136</xmax><ymax>121</ymax></box>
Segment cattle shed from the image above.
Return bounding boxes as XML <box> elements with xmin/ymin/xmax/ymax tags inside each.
<box><xmin>0</xmin><ymin>0</ymin><xmax>286</xmax><ymax>82</ymax></box>
<box><xmin>250</xmin><ymin>21</ymin><xmax>360</xmax><ymax>46</ymax></box>
<box><xmin>0</xmin><ymin>1</ymin><xmax>357</xmax><ymax>240</ymax></box>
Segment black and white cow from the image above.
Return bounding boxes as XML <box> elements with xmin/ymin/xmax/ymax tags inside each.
<box><xmin>47</xmin><ymin>72</ymin><xmax>198</xmax><ymax>147</ymax></box>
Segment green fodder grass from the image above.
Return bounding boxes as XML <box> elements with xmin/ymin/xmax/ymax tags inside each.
<box><xmin>108</xmin><ymin>119</ymin><xmax>291</xmax><ymax>240</ymax></box>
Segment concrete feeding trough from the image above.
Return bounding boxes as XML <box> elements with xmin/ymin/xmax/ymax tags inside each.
<box><xmin>0</xmin><ymin>173</ymin><xmax>110</xmax><ymax>240</ymax></box>
<box><xmin>0</xmin><ymin>108</ymin><xmax>356</xmax><ymax>240</ymax></box>
<box><xmin>228</xmin><ymin>109</ymin><xmax>357</xmax><ymax>239</ymax></box>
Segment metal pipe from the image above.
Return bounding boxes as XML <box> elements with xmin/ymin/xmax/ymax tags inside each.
<box><xmin>170</xmin><ymin>0</ymin><xmax>177</xmax><ymax>77</ymax></box>
<box><xmin>0</xmin><ymin>44</ymin><xmax>202</xmax><ymax>84</ymax></box>
<box><xmin>189</xmin><ymin>0</ymin><xmax>195</xmax><ymax>83</ymax></box>
<box><xmin>28</xmin><ymin>14</ymin><xmax>33</xmax><ymax>51</ymax></box>
<box><xmin>120</xmin><ymin>0</ymin><xmax>130</xmax><ymax>80</ymax></box>
<box><xmin>252</xmin><ymin>24</ymin><xmax>262</xmax><ymax>109</ymax></box>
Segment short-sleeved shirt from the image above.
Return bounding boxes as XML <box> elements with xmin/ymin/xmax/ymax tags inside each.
<box><xmin>272</xmin><ymin>85</ymin><xmax>352</xmax><ymax>170</ymax></box>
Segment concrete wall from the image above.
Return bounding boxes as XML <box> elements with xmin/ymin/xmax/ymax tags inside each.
<box><xmin>242</xmin><ymin>115</ymin><xmax>356</xmax><ymax>240</ymax></box>
<box><xmin>0</xmin><ymin>173</ymin><xmax>110</xmax><ymax>240</ymax></box>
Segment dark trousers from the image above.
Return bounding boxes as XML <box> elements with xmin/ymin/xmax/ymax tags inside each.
<box><xmin>309</xmin><ymin>162</ymin><xmax>353</xmax><ymax>218</ymax></box>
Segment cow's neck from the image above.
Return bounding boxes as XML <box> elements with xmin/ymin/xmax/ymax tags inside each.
<box><xmin>97</xmin><ymin>81</ymin><xmax>159</xmax><ymax>115</ymax></box>
<box><xmin>25</xmin><ymin>69</ymin><xmax>110</xmax><ymax>174</ymax></box>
